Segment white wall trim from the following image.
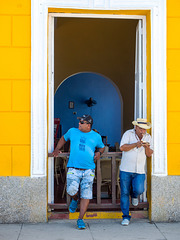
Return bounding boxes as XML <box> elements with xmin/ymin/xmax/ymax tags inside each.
<box><xmin>31</xmin><ymin>0</ymin><xmax>167</xmax><ymax>180</ymax></box>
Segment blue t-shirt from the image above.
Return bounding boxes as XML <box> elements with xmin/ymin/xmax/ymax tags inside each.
<box><xmin>64</xmin><ymin>128</ymin><xmax>105</xmax><ymax>169</ymax></box>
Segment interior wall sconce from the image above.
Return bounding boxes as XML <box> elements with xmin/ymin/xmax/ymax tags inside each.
<box><xmin>69</xmin><ymin>101</ymin><xmax>74</xmax><ymax>109</ymax></box>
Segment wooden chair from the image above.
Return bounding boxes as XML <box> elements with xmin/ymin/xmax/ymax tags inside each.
<box><xmin>100</xmin><ymin>158</ymin><xmax>120</xmax><ymax>199</ymax></box>
<box><xmin>115</xmin><ymin>142</ymin><xmax>121</xmax><ymax>152</ymax></box>
<box><xmin>101</xmin><ymin>136</ymin><xmax>107</xmax><ymax>145</ymax></box>
<box><xmin>54</xmin><ymin>118</ymin><xmax>60</xmax><ymax>148</ymax></box>
<box><xmin>54</xmin><ymin>156</ymin><xmax>68</xmax><ymax>198</ymax></box>
<box><xmin>54</xmin><ymin>157</ymin><xmax>64</xmax><ymax>185</ymax></box>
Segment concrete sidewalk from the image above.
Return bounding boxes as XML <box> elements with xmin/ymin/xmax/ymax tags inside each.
<box><xmin>0</xmin><ymin>219</ymin><xmax>180</xmax><ymax>240</ymax></box>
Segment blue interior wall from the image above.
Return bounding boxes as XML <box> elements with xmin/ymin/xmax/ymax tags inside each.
<box><xmin>54</xmin><ymin>72</ymin><xmax>122</xmax><ymax>146</ymax></box>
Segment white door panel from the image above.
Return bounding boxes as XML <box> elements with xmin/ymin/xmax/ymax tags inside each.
<box><xmin>135</xmin><ymin>20</ymin><xmax>146</xmax><ymax>120</ymax></box>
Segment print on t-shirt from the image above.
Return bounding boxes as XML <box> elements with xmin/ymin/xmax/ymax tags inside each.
<box><xmin>79</xmin><ymin>136</ymin><xmax>86</xmax><ymax>151</ymax></box>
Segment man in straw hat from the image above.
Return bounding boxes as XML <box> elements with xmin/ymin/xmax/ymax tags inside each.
<box><xmin>119</xmin><ymin>118</ymin><xmax>153</xmax><ymax>226</ymax></box>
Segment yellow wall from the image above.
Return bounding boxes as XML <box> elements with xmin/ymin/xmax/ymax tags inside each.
<box><xmin>167</xmin><ymin>0</ymin><xmax>180</xmax><ymax>175</ymax></box>
<box><xmin>0</xmin><ymin>1</ymin><xmax>31</xmax><ymax>176</ymax></box>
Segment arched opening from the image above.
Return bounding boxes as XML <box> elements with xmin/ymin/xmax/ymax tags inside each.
<box><xmin>54</xmin><ymin>72</ymin><xmax>123</xmax><ymax>147</ymax></box>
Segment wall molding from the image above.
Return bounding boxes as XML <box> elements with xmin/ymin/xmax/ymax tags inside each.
<box><xmin>31</xmin><ymin>0</ymin><xmax>167</xmax><ymax>179</ymax></box>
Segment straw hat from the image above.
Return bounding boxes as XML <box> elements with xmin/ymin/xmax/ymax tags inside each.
<box><xmin>132</xmin><ymin>118</ymin><xmax>151</xmax><ymax>130</ymax></box>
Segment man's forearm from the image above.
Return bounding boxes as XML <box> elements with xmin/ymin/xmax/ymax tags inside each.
<box><xmin>120</xmin><ymin>143</ymin><xmax>137</xmax><ymax>151</ymax></box>
<box><xmin>145</xmin><ymin>147</ymin><xmax>153</xmax><ymax>157</ymax></box>
<box><xmin>94</xmin><ymin>147</ymin><xmax>105</xmax><ymax>160</ymax></box>
<box><xmin>55</xmin><ymin>136</ymin><xmax>66</xmax><ymax>151</ymax></box>
<box><xmin>98</xmin><ymin>147</ymin><xmax>105</xmax><ymax>155</ymax></box>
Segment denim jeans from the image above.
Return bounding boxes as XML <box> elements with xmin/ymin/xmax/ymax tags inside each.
<box><xmin>67</xmin><ymin>168</ymin><xmax>95</xmax><ymax>199</ymax></box>
<box><xmin>120</xmin><ymin>171</ymin><xmax>145</xmax><ymax>220</ymax></box>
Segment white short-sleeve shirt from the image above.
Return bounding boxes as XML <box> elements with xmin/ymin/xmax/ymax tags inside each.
<box><xmin>120</xmin><ymin>129</ymin><xmax>153</xmax><ymax>174</ymax></box>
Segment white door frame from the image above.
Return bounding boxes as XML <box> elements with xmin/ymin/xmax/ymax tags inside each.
<box><xmin>31</xmin><ymin>0</ymin><xmax>167</xmax><ymax>203</ymax></box>
<box><xmin>48</xmin><ymin>13</ymin><xmax>146</xmax><ymax>203</ymax></box>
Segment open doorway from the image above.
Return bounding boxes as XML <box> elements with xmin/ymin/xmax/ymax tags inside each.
<box><xmin>48</xmin><ymin>13</ymin><xmax>146</xmax><ymax>206</ymax></box>
<box><xmin>54</xmin><ymin>72</ymin><xmax>123</xmax><ymax>203</ymax></box>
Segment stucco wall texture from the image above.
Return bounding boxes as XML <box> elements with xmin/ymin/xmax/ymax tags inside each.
<box><xmin>151</xmin><ymin>176</ymin><xmax>180</xmax><ymax>222</ymax></box>
<box><xmin>0</xmin><ymin>177</ymin><xmax>47</xmax><ymax>223</ymax></box>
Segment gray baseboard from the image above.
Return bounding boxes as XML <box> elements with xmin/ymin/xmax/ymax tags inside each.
<box><xmin>0</xmin><ymin>177</ymin><xmax>47</xmax><ymax>223</ymax></box>
<box><xmin>1</xmin><ymin>175</ymin><xmax>179</xmax><ymax>223</ymax></box>
<box><xmin>151</xmin><ymin>175</ymin><xmax>180</xmax><ymax>222</ymax></box>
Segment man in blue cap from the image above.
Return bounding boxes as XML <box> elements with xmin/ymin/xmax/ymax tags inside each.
<box><xmin>53</xmin><ymin>114</ymin><xmax>105</xmax><ymax>229</ymax></box>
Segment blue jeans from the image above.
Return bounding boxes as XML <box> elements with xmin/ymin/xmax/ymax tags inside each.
<box><xmin>120</xmin><ymin>171</ymin><xmax>145</xmax><ymax>220</ymax></box>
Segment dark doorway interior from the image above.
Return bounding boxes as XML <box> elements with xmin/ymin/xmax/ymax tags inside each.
<box><xmin>53</xmin><ymin>17</ymin><xmax>138</xmax><ymax>204</ymax></box>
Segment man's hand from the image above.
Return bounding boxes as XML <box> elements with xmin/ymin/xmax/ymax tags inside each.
<box><xmin>136</xmin><ymin>141</ymin><xmax>142</xmax><ymax>148</ymax></box>
<box><xmin>52</xmin><ymin>148</ymin><xmax>62</xmax><ymax>157</ymax></box>
<box><xmin>94</xmin><ymin>152</ymin><xmax>101</xmax><ymax>161</ymax></box>
<box><xmin>94</xmin><ymin>147</ymin><xmax>105</xmax><ymax>161</ymax></box>
<box><xmin>141</xmin><ymin>141</ymin><xmax>150</xmax><ymax>148</ymax></box>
